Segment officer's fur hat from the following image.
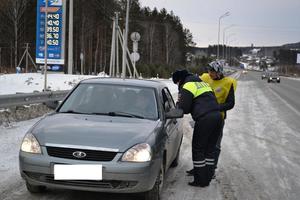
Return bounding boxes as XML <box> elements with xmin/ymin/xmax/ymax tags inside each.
<box><xmin>172</xmin><ymin>69</ymin><xmax>190</xmax><ymax>84</ymax></box>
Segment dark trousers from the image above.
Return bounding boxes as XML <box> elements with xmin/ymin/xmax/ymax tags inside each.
<box><xmin>192</xmin><ymin>111</ymin><xmax>222</xmax><ymax>185</ymax></box>
<box><xmin>214</xmin><ymin>120</ymin><xmax>225</xmax><ymax>170</ymax></box>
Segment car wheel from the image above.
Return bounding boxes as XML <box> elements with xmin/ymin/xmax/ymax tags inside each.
<box><xmin>268</xmin><ymin>80</ymin><xmax>270</xmax><ymax>83</ymax></box>
<box><xmin>277</xmin><ymin>80</ymin><xmax>280</xmax><ymax>83</ymax></box>
<box><xmin>26</xmin><ymin>181</ymin><xmax>46</xmax><ymax>193</ymax></box>
<box><xmin>144</xmin><ymin>163</ymin><xmax>164</xmax><ymax>200</ymax></box>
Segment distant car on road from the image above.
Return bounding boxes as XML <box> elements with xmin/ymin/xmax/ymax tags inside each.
<box><xmin>19</xmin><ymin>78</ymin><xmax>184</xmax><ymax>200</ymax></box>
<box><xmin>267</xmin><ymin>72</ymin><xmax>280</xmax><ymax>83</ymax></box>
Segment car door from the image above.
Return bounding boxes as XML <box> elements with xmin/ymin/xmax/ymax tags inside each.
<box><xmin>162</xmin><ymin>88</ymin><xmax>180</xmax><ymax>168</ymax></box>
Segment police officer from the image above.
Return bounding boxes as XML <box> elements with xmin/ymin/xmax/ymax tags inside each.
<box><xmin>172</xmin><ymin>69</ymin><xmax>222</xmax><ymax>187</ymax></box>
<box><xmin>187</xmin><ymin>61</ymin><xmax>237</xmax><ymax>177</ymax></box>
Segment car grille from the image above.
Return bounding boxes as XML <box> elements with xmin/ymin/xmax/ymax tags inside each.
<box><xmin>24</xmin><ymin>172</ymin><xmax>137</xmax><ymax>189</ymax></box>
<box><xmin>46</xmin><ymin>146</ymin><xmax>117</xmax><ymax>161</ymax></box>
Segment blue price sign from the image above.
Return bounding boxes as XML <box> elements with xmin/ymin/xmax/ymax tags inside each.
<box><xmin>36</xmin><ymin>0</ymin><xmax>65</xmax><ymax>65</ymax></box>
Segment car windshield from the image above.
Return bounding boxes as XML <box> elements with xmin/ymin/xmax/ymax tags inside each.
<box><xmin>58</xmin><ymin>83</ymin><xmax>159</xmax><ymax>120</ymax></box>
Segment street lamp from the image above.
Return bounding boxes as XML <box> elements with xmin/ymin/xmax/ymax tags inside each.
<box><xmin>225</xmin><ymin>33</ymin><xmax>236</xmax><ymax>61</ymax></box>
<box><xmin>227</xmin><ymin>38</ymin><xmax>238</xmax><ymax>66</ymax></box>
<box><xmin>223</xmin><ymin>24</ymin><xmax>235</xmax><ymax>59</ymax></box>
<box><xmin>217</xmin><ymin>11</ymin><xmax>230</xmax><ymax>60</ymax></box>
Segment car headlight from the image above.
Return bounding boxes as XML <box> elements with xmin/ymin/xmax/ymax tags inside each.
<box><xmin>121</xmin><ymin>143</ymin><xmax>152</xmax><ymax>162</ymax></box>
<box><xmin>21</xmin><ymin>133</ymin><xmax>41</xmax><ymax>154</ymax></box>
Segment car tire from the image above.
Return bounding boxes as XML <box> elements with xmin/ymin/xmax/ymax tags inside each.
<box><xmin>277</xmin><ymin>80</ymin><xmax>280</xmax><ymax>83</ymax></box>
<box><xmin>268</xmin><ymin>80</ymin><xmax>270</xmax><ymax>83</ymax></box>
<box><xmin>26</xmin><ymin>181</ymin><xmax>46</xmax><ymax>193</ymax></box>
<box><xmin>144</xmin><ymin>163</ymin><xmax>164</xmax><ymax>200</ymax></box>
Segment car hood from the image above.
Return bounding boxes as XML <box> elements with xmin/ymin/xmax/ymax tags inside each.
<box><xmin>31</xmin><ymin>113</ymin><xmax>160</xmax><ymax>152</ymax></box>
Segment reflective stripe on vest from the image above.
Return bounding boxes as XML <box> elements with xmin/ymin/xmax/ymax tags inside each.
<box><xmin>183</xmin><ymin>82</ymin><xmax>213</xmax><ymax>98</ymax></box>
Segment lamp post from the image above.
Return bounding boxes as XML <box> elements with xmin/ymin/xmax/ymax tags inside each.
<box><xmin>223</xmin><ymin>24</ymin><xmax>235</xmax><ymax>59</ymax></box>
<box><xmin>227</xmin><ymin>38</ymin><xmax>237</xmax><ymax>66</ymax></box>
<box><xmin>217</xmin><ymin>12</ymin><xmax>230</xmax><ymax>60</ymax></box>
<box><xmin>225</xmin><ymin>33</ymin><xmax>236</xmax><ymax>61</ymax></box>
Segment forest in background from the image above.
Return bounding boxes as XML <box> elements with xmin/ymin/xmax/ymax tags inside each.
<box><xmin>0</xmin><ymin>0</ymin><xmax>197</xmax><ymax>78</ymax></box>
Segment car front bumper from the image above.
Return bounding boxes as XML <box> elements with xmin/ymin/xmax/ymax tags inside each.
<box><xmin>19</xmin><ymin>147</ymin><xmax>160</xmax><ymax>193</ymax></box>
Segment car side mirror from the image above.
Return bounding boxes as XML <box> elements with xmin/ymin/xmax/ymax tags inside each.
<box><xmin>45</xmin><ymin>100</ymin><xmax>60</xmax><ymax>110</ymax></box>
<box><xmin>165</xmin><ymin>108</ymin><xmax>183</xmax><ymax>119</ymax></box>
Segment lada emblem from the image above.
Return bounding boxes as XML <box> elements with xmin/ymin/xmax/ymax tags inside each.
<box><xmin>72</xmin><ymin>151</ymin><xmax>87</xmax><ymax>158</ymax></box>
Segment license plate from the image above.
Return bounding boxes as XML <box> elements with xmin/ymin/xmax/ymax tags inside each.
<box><xmin>54</xmin><ymin>164</ymin><xmax>102</xmax><ymax>180</ymax></box>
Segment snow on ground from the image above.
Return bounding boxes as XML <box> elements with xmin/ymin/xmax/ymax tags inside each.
<box><xmin>0</xmin><ymin>73</ymin><xmax>103</xmax><ymax>95</ymax></box>
<box><xmin>0</xmin><ymin>73</ymin><xmax>175</xmax><ymax>95</ymax></box>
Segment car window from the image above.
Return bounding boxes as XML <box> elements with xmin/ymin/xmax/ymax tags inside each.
<box><xmin>162</xmin><ymin>88</ymin><xmax>175</xmax><ymax>112</ymax></box>
<box><xmin>58</xmin><ymin>83</ymin><xmax>159</xmax><ymax>120</ymax></box>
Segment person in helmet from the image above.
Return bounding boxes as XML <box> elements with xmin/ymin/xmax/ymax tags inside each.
<box><xmin>186</xmin><ymin>61</ymin><xmax>237</xmax><ymax>178</ymax></box>
<box><xmin>172</xmin><ymin>69</ymin><xmax>223</xmax><ymax>187</ymax></box>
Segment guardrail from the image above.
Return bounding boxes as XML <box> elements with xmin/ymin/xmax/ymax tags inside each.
<box><xmin>0</xmin><ymin>90</ymin><xmax>69</xmax><ymax>109</ymax></box>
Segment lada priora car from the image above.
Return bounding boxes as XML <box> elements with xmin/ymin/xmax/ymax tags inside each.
<box><xmin>19</xmin><ymin>78</ymin><xmax>183</xmax><ymax>200</ymax></box>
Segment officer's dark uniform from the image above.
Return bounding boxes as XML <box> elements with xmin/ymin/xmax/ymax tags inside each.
<box><xmin>173</xmin><ymin>70</ymin><xmax>222</xmax><ymax>187</ymax></box>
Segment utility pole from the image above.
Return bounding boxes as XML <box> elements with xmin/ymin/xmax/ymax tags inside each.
<box><xmin>122</xmin><ymin>0</ymin><xmax>130</xmax><ymax>79</ymax></box>
<box><xmin>44</xmin><ymin>0</ymin><xmax>48</xmax><ymax>91</ymax></box>
<box><xmin>68</xmin><ymin>0</ymin><xmax>74</xmax><ymax>74</ymax></box>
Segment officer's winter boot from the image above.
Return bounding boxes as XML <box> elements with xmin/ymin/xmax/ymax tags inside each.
<box><xmin>188</xmin><ymin>167</ymin><xmax>209</xmax><ymax>187</ymax></box>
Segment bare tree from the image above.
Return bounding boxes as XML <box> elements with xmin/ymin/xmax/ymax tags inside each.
<box><xmin>0</xmin><ymin>0</ymin><xmax>28</xmax><ymax>68</ymax></box>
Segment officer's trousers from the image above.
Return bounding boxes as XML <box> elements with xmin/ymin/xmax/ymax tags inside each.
<box><xmin>214</xmin><ymin>120</ymin><xmax>225</xmax><ymax>170</ymax></box>
<box><xmin>192</xmin><ymin>111</ymin><xmax>222</xmax><ymax>186</ymax></box>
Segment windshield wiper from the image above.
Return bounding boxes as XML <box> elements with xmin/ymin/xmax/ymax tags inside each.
<box><xmin>59</xmin><ymin>110</ymin><xmax>88</xmax><ymax>114</ymax></box>
<box><xmin>91</xmin><ymin>111</ymin><xmax>145</xmax><ymax>119</ymax></box>
<box><xmin>107</xmin><ymin>111</ymin><xmax>144</xmax><ymax>119</ymax></box>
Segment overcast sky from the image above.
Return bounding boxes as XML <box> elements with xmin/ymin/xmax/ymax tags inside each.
<box><xmin>139</xmin><ymin>0</ymin><xmax>300</xmax><ymax>47</ymax></box>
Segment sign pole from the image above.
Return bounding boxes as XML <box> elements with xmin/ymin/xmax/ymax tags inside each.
<box><xmin>44</xmin><ymin>0</ymin><xmax>48</xmax><ymax>91</ymax></box>
<box><xmin>68</xmin><ymin>0</ymin><xmax>73</xmax><ymax>74</ymax></box>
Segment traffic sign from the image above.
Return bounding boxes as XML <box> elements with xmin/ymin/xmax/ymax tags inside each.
<box><xmin>130</xmin><ymin>32</ymin><xmax>140</xmax><ymax>42</ymax></box>
<box><xmin>130</xmin><ymin>52</ymin><xmax>140</xmax><ymax>62</ymax></box>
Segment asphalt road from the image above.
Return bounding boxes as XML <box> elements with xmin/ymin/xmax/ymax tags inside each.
<box><xmin>1</xmin><ymin>71</ymin><xmax>300</xmax><ymax>200</ymax></box>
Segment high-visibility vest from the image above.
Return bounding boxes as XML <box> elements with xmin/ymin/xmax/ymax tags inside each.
<box><xmin>200</xmin><ymin>73</ymin><xmax>237</xmax><ymax>117</ymax></box>
<box><xmin>182</xmin><ymin>81</ymin><xmax>213</xmax><ymax>98</ymax></box>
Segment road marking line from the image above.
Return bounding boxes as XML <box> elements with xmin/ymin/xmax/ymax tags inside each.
<box><xmin>268</xmin><ymin>87</ymin><xmax>300</xmax><ymax>118</ymax></box>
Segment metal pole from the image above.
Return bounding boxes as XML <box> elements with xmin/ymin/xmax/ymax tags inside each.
<box><xmin>109</xmin><ymin>18</ymin><xmax>116</xmax><ymax>77</ymax></box>
<box><xmin>223</xmin><ymin>25</ymin><xmax>234</xmax><ymax>59</ymax></box>
<box><xmin>0</xmin><ymin>47</ymin><xmax>2</xmax><ymax>71</ymax></box>
<box><xmin>25</xmin><ymin>43</ymin><xmax>29</xmax><ymax>73</ymax></box>
<box><xmin>217</xmin><ymin>17</ymin><xmax>221</xmax><ymax>60</ymax></box>
<box><xmin>217</xmin><ymin>12</ymin><xmax>230</xmax><ymax>60</ymax></box>
<box><xmin>62</xmin><ymin>0</ymin><xmax>66</xmax><ymax>69</ymax></box>
<box><xmin>44</xmin><ymin>0</ymin><xmax>48</xmax><ymax>91</ymax></box>
<box><xmin>68</xmin><ymin>0</ymin><xmax>73</xmax><ymax>74</ymax></box>
<box><xmin>122</xmin><ymin>0</ymin><xmax>130</xmax><ymax>79</ymax></box>
<box><xmin>115</xmin><ymin>12</ymin><xmax>119</xmax><ymax>77</ymax></box>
